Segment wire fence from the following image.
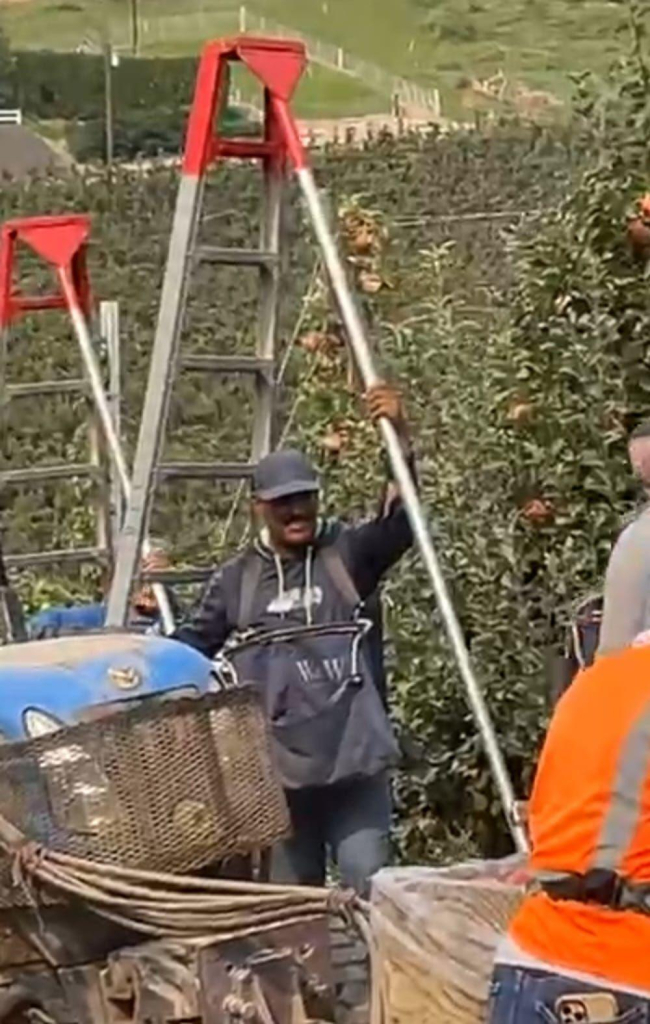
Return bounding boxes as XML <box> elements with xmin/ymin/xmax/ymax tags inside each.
<box><xmin>137</xmin><ymin>9</ymin><xmax>239</xmax><ymax>51</ymax></box>
<box><xmin>134</xmin><ymin>5</ymin><xmax>442</xmax><ymax>117</ymax></box>
<box><xmin>237</xmin><ymin>7</ymin><xmax>441</xmax><ymax>117</ymax></box>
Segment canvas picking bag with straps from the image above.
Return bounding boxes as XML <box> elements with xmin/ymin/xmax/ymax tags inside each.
<box><xmin>213</xmin><ymin>546</ymin><xmax>399</xmax><ymax>789</ymax></box>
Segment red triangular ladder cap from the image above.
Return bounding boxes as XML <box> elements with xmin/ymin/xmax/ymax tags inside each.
<box><xmin>13</xmin><ymin>216</ymin><xmax>90</xmax><ymax>269</ymax></box>
<box><xmin>237</xmin><ymin>39</ymin><xmax>306</xmax><ymax>102</ymax></box>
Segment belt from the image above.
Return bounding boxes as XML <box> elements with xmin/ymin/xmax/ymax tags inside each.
<box><xmin>539</xmin><ymin>869</ymin><xmax>650</xmax><ymax>916</ymax></box>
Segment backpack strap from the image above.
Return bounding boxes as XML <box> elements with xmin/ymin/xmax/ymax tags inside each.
<box><xmin>319</xmin><ymin>544</ymin><xmax>360</xmax><ymax>610</ymax></box>
<box><xmin>236</xmin><ymin>552</ymin><xmax>263</xmax><ymax>630</ymax></box>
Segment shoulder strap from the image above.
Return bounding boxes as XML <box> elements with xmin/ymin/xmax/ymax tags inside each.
<box><xmin>236</xmin><ymin>552</ymin><xmax>263</xmax><ymax>630</ymax></box>
<box><xmin>320</xmin><ymin>544</ymin><xmax>360</xmax><ymax>609</ymax></box>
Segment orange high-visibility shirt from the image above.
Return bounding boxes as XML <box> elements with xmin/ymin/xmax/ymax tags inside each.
<box><xmin>510</xmin><ymin>645</ymin><xmax>650</xmax><ymax>991</ymax></box>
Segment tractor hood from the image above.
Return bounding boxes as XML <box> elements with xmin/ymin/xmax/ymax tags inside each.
<box><xmin>0</xmin><ymin>632</ymin><xmax>214</xmax><ymax>740</ymax></box>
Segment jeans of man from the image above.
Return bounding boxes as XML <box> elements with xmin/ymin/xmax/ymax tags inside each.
<box><xmin>271</xmin><ymin>771</ymin><xmax>391</xmax><ymax>897</ymax></box>
<box><xmin>488</xmin><ymin>964</ymin><xmax>650</xmax><ymax>1023</ymax></box>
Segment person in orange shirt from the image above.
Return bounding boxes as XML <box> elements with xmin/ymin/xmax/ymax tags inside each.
<box><xmin>488</xmin><ymin>637</ymin><xmax>650</xmax><ymax>1023</ymax></box>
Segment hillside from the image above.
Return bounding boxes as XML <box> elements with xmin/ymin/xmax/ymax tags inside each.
<box><xmin>3</xmin><ymin>0</ymin><xmax>648</xmax><ymax>119</ymax></box>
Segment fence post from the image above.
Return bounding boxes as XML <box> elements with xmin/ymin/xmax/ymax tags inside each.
<box><xmin>239</xmin><ymin>5</ymin><xmax>247</xmax><ymax>32</ymax></box>
<box><xmin>130</xmin><ymin>0</ymin><xmax>140</xmax><ymax>55</ymax></box>
<box><xmin>103</xmin><ymin>41</ymin><xmax>115</xmax><ymax>174</ymax></box>
<box><xmin>337</xmin><ymin>46</ymin><xmax>344</xmax><ymax>70</ymax></box>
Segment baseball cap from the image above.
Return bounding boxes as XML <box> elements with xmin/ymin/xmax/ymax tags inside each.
<box><xmin>630</xmin><ymin>421</ymin><xmax>650</xmax><ymax>441</ymax></box>
<box><xmin>253</xmin><ymin>449</ymin><xmax>319</xmax><ymax>501</ymax></box>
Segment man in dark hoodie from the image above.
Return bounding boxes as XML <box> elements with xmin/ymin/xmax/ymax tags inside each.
<box><xmin>174</xmin><ymin>382</ymin><xmax>413</xmax><ymax>895</ymax></box>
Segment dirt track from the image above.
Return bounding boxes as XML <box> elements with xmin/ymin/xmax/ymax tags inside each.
<box><xmin>0</xmin><ymin>125</ymin><xmax>67</xmax><ymax>178</ymax></box>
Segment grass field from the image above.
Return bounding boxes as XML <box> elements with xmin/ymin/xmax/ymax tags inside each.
<box><xmin>1</xmin><ymin>0</ymin><xmax>647</xmax><ymax>117</ymax></box>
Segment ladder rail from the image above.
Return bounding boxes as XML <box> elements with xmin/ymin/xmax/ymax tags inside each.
<box><xmin>105</xmin><ymin>173</ymin><xmax>206</xmax><ymax>628</ymax></box>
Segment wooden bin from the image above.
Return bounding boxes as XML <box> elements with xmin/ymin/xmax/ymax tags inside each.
<box><xmin>370</xmin><ymin>858</ymin><xmax>525</xmax><ymax>1024</ymax></box>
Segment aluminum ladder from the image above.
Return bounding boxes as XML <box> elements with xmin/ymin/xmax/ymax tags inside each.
<box><xmin>106</xmin><ymin>37</ymin><xmax>307</xmax><ymax>625</ymax></box>
<box><xmin>0</xmin><ymin>215</ymin><xmax>174</xmax><ymax>633</ymax></box>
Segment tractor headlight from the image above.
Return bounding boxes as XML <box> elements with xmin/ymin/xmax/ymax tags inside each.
<box><xmin>23</xmin><ymin>708</ymin><xmax>65</xmax><ymax>739</ymax></box>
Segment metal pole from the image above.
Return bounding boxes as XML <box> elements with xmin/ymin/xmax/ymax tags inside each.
<box><xmin>103</xmin><ymin>41</ymin><xmax>114</xmax><ymax>172</ymax></box>
<box><xmin>131</xmin><ymin>0</ymin><xmax>140</xmax><ymax>56</ymax></box>
<box><xmin>59</xmin><ymin>268</ymin><xmax>176</xmax><ymax>634</ymax></box>
<box><xmin>295</xmin><ymin>165</ymin><xmax>529</xmax><ymax>854</ymax></box>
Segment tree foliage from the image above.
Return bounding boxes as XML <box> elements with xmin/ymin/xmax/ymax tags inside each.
<box><xmin>2</xmin><ymin>1</ymin><xmax>649</xmax><ymax>860</ymax></box>
<box><xmin>282</xmin><ymin>0</ymin><xmax>650</xmax><ymax>860</ymax></box>
<box><xmin>0</xmin><ymin>27</ymin><xmax>16</xmax><ymax>108</ymax></box>
<box><xmin>10</xmin><ymin>51</ymin><xmax>198</xmax><ymax>120</ymax></box>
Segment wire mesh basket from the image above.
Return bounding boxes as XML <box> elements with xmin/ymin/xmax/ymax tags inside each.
<box><xmin>0</xmin><ymin>688</ymin><xmax>290</xmax><ymax>907</ymax></box>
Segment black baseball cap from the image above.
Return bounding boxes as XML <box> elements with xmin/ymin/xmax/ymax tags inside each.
<box><xmin>630</xmin><ymin>421</ymin><xmax>650</xmax><ymax>441</ymax></box>
<box><xmin>253</xmin><ymin>449</ymin><xmax>319</xmax><ymax>501</ymax></box>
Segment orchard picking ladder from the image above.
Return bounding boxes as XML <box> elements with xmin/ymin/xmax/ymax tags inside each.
<box><xmin>105</xmin><ymin>36</ymin><xmax>528</xmax><ymax>854</ymax></box>
<box><xmin>0</xmin><ymin>215</ymin><xmax>174</xmax><ymax>633</ymax></box>
<box><xmin>105</xmin><ymin>37</ymin><xmax>303</xmax><ymax>621</ymax></box>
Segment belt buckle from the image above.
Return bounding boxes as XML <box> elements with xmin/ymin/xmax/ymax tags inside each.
<box><xmin>619</xmin><ymin>878</ymin><xmax>650</xmax><ymax>914</ymax></box>
<box><xmin>583</xmin><ymin>869</ymin><xmax>621</xmax><ymax>908</ymax></box>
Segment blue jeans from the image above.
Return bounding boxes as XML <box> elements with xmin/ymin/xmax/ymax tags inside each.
<box><xmin>271</xmin><ymin>772</ymin><xmax>391</xmax><ymax>896</ymax></box>
<box><xmin>488</xmin><ymin>965</ymin><xmax>650</xmax><ymax>1023</ymax></box>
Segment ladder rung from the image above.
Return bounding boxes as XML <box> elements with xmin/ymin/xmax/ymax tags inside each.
<box><xmin>0</xmin><ymin>463</ymin><xmax>101</xmax><ymax>485</ymax></box>
<box><xmin>5</xmin><ymin>379</ymin><xmax>88</xmax><ymax>400</ymax></box>
<box><xmin>179</xmin><ymin>354</ymin><xmax>274</xmax><ymax>376</ymax></box>
<box><xmin>215</xmin><ymin>139</ymin><xmax>278</xmax><ymax>161</ymax></box>
<box><xmin>4</xmin><ymin>546</ymin><xmax>109</xmax><ymax>570</ymax></box>
<box><xmin>141</xmin><ymin>567</ymin><xmax>213</xmax><ymax>585</ymax></box>
<box><xmin>156</xmin><ymin>461</ymin><xmax>254</xmax><ymax>481</ymax></box>
<box><xmin>11</xmin><ymin>295</ymin><xmax>68</xmax><ymax>315</ymax></box>
<box><xmin>194</xmin><ymin>246</ymin><xmax>279</xmax><ymax>268</ymax></box>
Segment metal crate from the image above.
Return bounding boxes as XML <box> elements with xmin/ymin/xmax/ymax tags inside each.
<box><xmin>0</xmin><ymin>688</ymin><xmax>289</xmax><ymax>906</ymax></box>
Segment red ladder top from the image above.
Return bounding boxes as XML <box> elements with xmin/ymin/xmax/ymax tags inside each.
<box><xmin>0</xmin><ymin>215</ymin><xmax>92</xmax><ymax>328</ymax></box>
<box><xmin>183</xmin><ymin>36</ymin><xmax>308</xmax><ymax>176</ymax></box>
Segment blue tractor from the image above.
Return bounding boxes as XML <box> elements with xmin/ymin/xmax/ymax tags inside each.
<box><xmin>0</xmin><ymin>631</ymin><xmax>215</xmax><ymax>742</ymax></box>
<box><xmin>0</xmin><ymin>529</ymin><xmax>214</xmax><ymax>741</ymax></box>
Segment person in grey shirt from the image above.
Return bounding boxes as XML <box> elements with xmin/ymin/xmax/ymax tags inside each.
<box><xmin>598</xmin><ymin>422</ymin><xmax>650</xmax><ymax>656</ymax></box>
